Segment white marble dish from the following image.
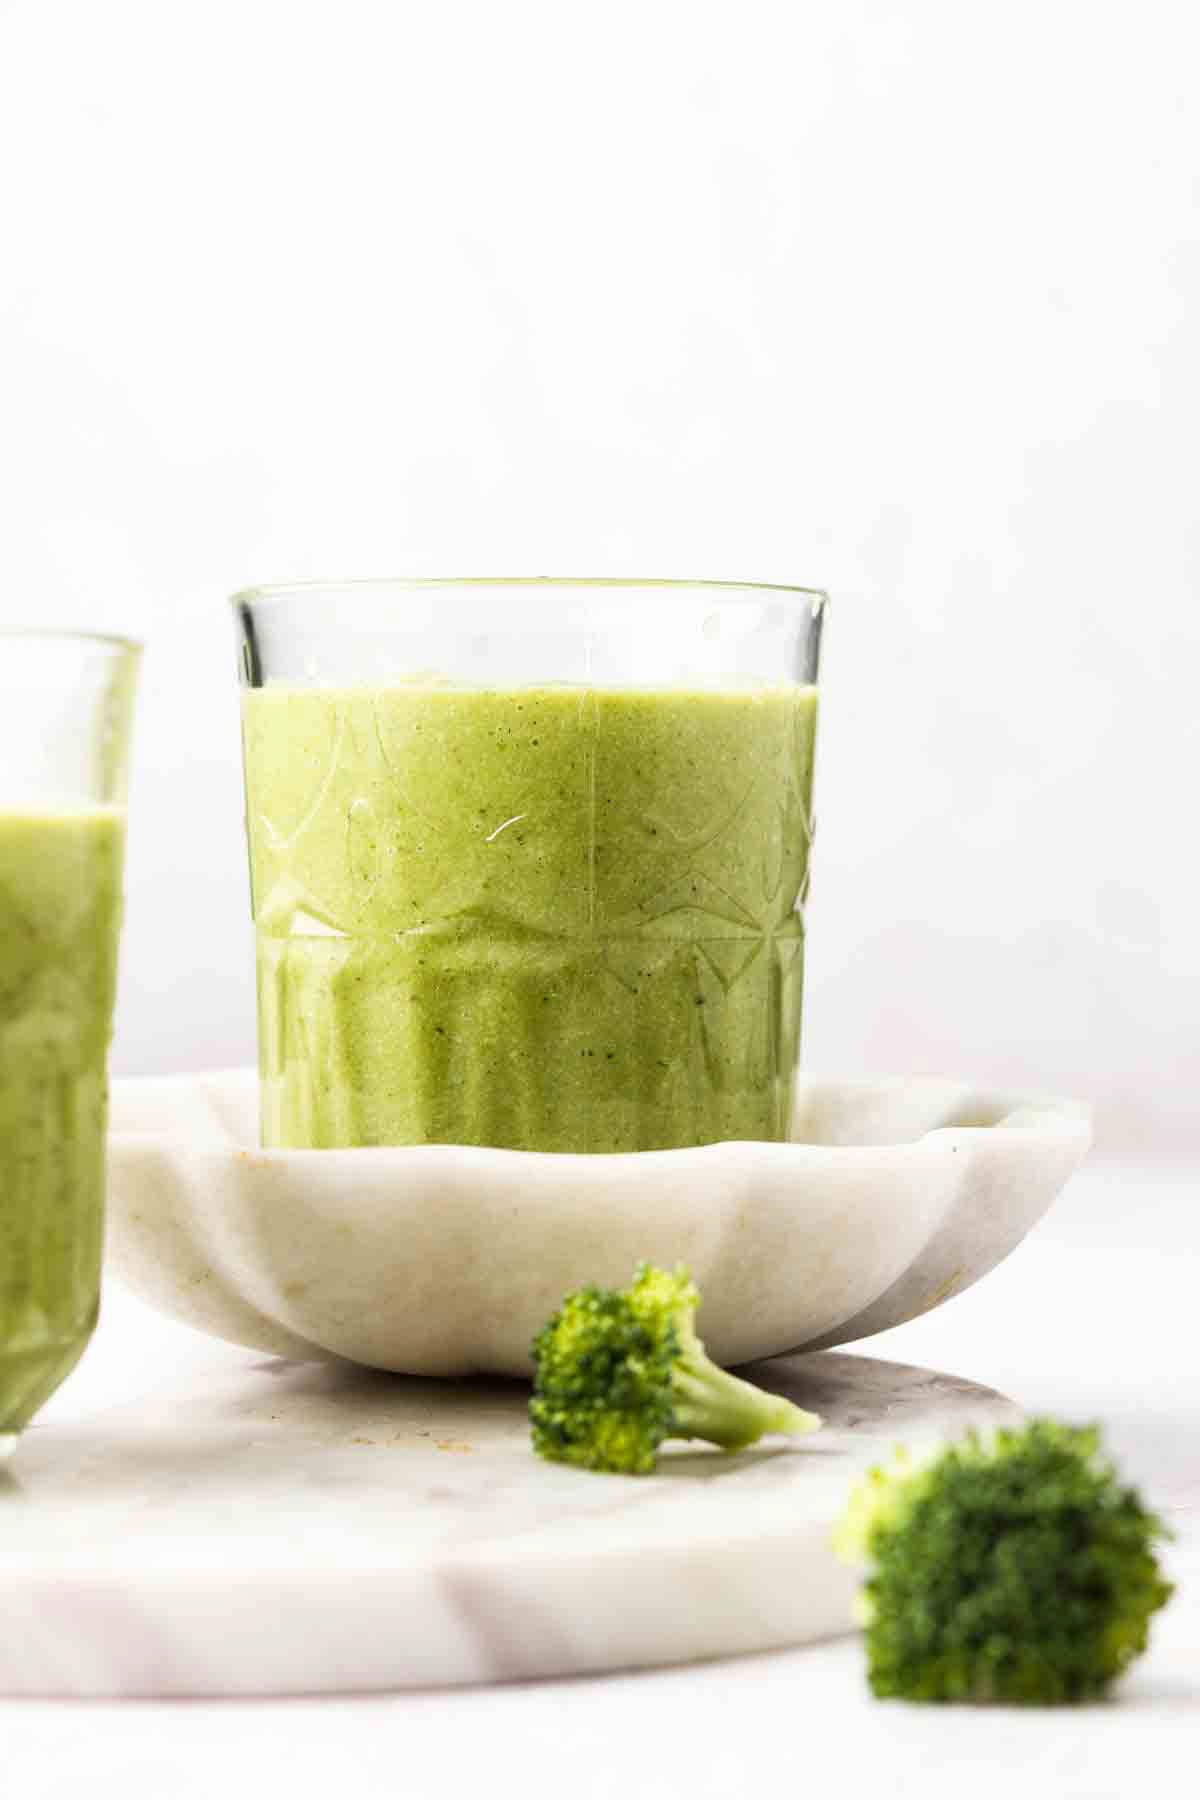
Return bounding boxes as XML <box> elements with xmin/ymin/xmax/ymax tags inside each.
<box><xmin>0</xmin><ymin>1344</ymin><xmax>1017</xmax><ymax>1696</ymax></box>
<box><xmin>107</xmin><ymin>1071</ymin><xmax>1090</xmax><ymax>1375</ymax></box>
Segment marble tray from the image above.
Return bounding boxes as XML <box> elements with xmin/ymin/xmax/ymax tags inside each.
<box><xmin>107</xmin><ymin>1071</ymin><xmax>1090</xmax><ymax>1375</ymax></box>
<box><xmin>0</xmin><ymin>1345</ymin><xmax>1017</xmax><ymax>1696</ymax></box>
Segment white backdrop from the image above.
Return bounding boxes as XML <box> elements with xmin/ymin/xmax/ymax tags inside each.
<box><xmin>1</xmin><ymin>0</ymin><xmax>1195</xmax><ymax>1153</ymax></box>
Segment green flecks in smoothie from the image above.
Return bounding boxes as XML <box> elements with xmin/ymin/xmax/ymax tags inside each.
<box><xmin>242</xmin><ymin>685</ymin><xmax>818</xmax><ymax>1153</ymax></box>
<box><xmin>0</xmin><ymin>808</ymin><xmax>125</xmax><ymax>1433</ymax></box>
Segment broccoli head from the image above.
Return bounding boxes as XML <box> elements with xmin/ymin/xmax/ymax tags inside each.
<box><xmin>530</xmin><ymin>1262</ymin><xmax>821</xmax><ymax>1474</ymax></box>
<box><xmin>834</xmin><ymin>1418</ymin><xmax>1173</xmax><ymax>1704</ymax></box>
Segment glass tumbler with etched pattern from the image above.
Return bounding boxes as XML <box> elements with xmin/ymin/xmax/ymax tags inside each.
<box><xmin>0</xmin><ymin>630</ymin><xmax>140</xmax><ymax>1452</ymax></box>
<box><xmin>234</xmin><ymin>580</ymin><xmax>825</xmax><ymax>1154</ymax></box>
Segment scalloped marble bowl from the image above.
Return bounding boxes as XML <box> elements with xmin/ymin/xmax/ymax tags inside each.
<box><xmin>107</xmin><ymin>1072</ymin><xmax>1090</xmax><ymax>1376</ymax></box>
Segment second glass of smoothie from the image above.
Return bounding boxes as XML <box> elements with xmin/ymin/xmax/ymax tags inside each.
<box><xmin>235</xmin><ymin>580</ymin><xmax>824</xmax><ymax>1154</ymax></box>
<box><xmin>0</xmin><ymin>630</ymin><xmax>139</xmax><ymax>1452</ymax></box>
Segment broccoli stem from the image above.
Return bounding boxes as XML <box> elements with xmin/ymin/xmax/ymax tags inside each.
<box><xmin>670</xmin><ymin>1336</ymin><xmax>821</xmax><ymax>1450</ymax></box>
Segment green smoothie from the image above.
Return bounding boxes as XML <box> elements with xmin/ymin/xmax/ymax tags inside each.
<box><xmin>0</xmin><ymin>807</ymin><xmax>125</xmax><ymax>1436</ymax></box>
<box><xmin>242</xmin><ymin>684</ymin><xmax>818</xmax><ymax>1153</ymax></box>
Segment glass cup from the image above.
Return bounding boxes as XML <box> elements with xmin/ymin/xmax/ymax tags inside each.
<box><xmin>233</xmin><ymin>579</ymin><xmax>825</xmax><ymax>1154</ymax></box>
<box><xmin>0</xmin><ymin>630</ymin><xmax>140</xmax><ymax>1453</ymax></box>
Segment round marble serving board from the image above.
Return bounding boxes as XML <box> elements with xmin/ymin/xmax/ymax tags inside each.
<box><xmin>0</xmin><ymin>1349</ymin><xmax>1017</xmax><ymax>1697</ymax></box>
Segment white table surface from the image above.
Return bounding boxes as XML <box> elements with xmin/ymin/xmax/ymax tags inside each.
<box><xmin>5</xmin><ymin>1154</ymin><xmax>1198</xmax><ymax>1800</ymax></box>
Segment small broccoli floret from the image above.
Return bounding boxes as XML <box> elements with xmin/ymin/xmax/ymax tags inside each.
<box><xmin>530</xmin><ymin>1262</ymin><xmax>821</xmax><ymax>1474</ymax></box>
<box><xmin>834</xmin><ymin>1419</ymin><xmax>1173</xmax><ymax>1704</ymax></box>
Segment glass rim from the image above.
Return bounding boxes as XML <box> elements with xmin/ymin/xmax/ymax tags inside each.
<box><xmin>0</xmin><ymin>625</ymin><xmax>143</xmax><ymax>655</ymax></box>
<box><xmin>230</xmin><ymin>575</ymin><xmax>829</xmax><ymax>612</ymax></box>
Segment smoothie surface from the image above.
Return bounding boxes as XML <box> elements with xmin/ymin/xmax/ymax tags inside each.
<box><xmin>243</xmin><ymin>684</ymin><xmax>817</xmax><ymax>1152</ymax></box>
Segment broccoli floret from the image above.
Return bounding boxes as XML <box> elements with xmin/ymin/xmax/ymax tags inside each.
<box><xmin>530</xmin><ymin>1262</ymin><xmax>821</xmax><ymax>1474</ymax></box>
<box><xmin>834</xmin><ymin>1418</ymin><xmax>1173</xmax><ymax>1704</ymax></box>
